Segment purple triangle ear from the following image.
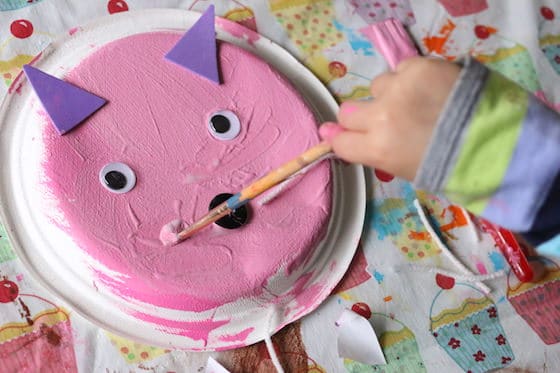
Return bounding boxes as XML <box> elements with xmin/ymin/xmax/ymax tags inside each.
<box><xmin>165</xmin><ymin>5</ymin><xmax>220</xmax><ymax>84</ymax></box>
<box><xmin>23</xmin><ymin>65</ymin><xmax>107</xmax><ymax>135</ymax></box>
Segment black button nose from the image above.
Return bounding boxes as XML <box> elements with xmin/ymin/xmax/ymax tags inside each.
<box><xmin>209</xmin><ymin>193</ymin><xmax>249</xmax><ymax>229</ymax></box>
<box><xmin>210</xmin><ymin>114</ymin><xmax>231</xmax><ymax>134</ymax></box>
<box><xmin>104</xmin><ymin>170</ymin><xmax>127</xmax><ymax>190</ymax></box>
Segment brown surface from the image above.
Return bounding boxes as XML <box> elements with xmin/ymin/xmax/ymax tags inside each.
<box><xmin>224</xmin><ymin>321</ymin><xmax>309</xmax><ymax>373</ymax></box>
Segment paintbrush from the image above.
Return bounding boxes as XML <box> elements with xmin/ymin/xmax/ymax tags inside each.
<box><xmin>167</xmin><ymin>141</ymin><xmax>332</xmax><ymax>244</ymax></box>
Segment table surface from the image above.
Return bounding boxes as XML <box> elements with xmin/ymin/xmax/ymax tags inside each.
<box><xmin>2</xmin><ymin>1</ymin><xmax>560</xmax><ymax>372</ymax></box>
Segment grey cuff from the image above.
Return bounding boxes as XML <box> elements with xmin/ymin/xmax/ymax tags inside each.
<box><xmin>413</xmin><ymin>57</ymin><xmax>489</xmax><ymax>192</ymax></box>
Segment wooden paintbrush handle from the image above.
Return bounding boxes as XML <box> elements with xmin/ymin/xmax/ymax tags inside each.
<box><xmin>174</xmin><ymin>141</ymin><xmax>333</xmax><ymax>243</ymax></box>
<box><xmin>231</xmin><ymin>142</ymin><xmax>332</xmax><ymax>208</ymax></box>
<box><xmin>177</xmin><ymin>201</ymin><xmax>230</xmax><ymax>241</ymax></box>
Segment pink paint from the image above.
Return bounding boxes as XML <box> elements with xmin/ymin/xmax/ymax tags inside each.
<box><xmin>159</xmin><ymin>219</ymin><xmax>183</xmax><ymax>246</ymax></box>
<box><xmin>133</xmin><ymin>311</ymin><xmax>229</xmax><ymax>346</ymax></box>
<box><xmin>218</xmin><ymin>327</ymin><xmax>254</xmax><ymax>342</ymax></box>
<box><xmin>263</xmin><ymin>270</ymin><xmax>328</xmax><ymax>321</ymax></box>
<box><xmin>39</xmin><ymin>32</ymin><xmax>331</xmax><ymax>313</ymax></box>
<box><xmin>339</xmin><ymin>103</ymin><xmax>358</xmax><ymax>115</ymax></box>
<box><xmin>535</xmin><ymin>90</ymin><xmax>560</xmax><ymax>112</ymax></box>
<box><xmin>475</xmin><ymin>259</ymin><xmax>488</xmax><ymax>275</ymax></box>
<box><xmin>293</xmin><ymin>283</ymin><xmax>326</xmax><ymax>318</ymax></box>
<box><xmin>216</xmin><ymin>18</ymin><xmax>260</xmax><ymax>45</ymax></box>
<box><xmin>284</xmin><ymin>272</ymin><xmax>314</xmax><ymax>299</ymax></box>
<box><xmin>236</xmin><ymin>17</ymin><xmax>257</xmax><ymax>33</ymax></box>
<box><xmin>319</xmin><ymin>122</ymin><xmax>345</xmax><ymax>143</ymax></box>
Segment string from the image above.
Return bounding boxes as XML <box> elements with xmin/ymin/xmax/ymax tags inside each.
<box><xmin>461</xmin><ymin>205</ymin><xmax>481</xmax><ymax>242</ymax></box>
<box><xmin>413</xmin><ymin>199</ymin><xmax>492</xmax><ymax>294</ymax></box>
<box><xmin>397</xmin><ymin>265</ymin><xmax>506</xmax><ymax>282</ymax></box>
<box><xmin>265</xmin><ymin>335</ymin><xmax>285</xmax><ymax>373</ymax></box>
<box><xmin>264</xmin><ymin>308</ymin><xmax>285</xmax><ymax>373</ymax></box>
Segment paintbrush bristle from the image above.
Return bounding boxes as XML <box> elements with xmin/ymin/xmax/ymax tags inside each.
<box><xmin>159</xmin><ymin>219</ymin><xmax>184</xmax><ymax>246</ymax></box>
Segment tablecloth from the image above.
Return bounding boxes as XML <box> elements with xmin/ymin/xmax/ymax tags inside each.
<box><xmin>2</xmin><ymin>0</ymin><xmax>560</xmax><ymax>372</ymax></box>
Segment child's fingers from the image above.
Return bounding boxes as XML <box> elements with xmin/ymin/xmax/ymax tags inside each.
<box><xmin>337</xmin><ymin>101</ymin><xmax>372</xmax><ymax>131</ymax></box>
<box><xmin>338</xmin><ymin>99</ymin><xmax>387</xmax><ymax>132</ymax></box>
<box><xmin>369</xmin><ymin>72</ymin><xmax>394</xmax><ymax>98</ymax></box>
<box><xmin>394</xmin><ymin>56</ymin><xmax>422</xmax><ymax>72</ymax></box>
<box><xmin>330</xmin><ymin>130</ymin><xmax>373</xmax><ymax>165</ymax></box>
<box><xmin>319</xmin><ymin>122</ymin><xmax>345</xmax><ymax>142</ymax></box>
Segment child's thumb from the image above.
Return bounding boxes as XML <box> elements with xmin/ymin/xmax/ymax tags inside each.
<box><xmin>319</xmin><ymin>122</ymin><xmax>345</xmax><ymax>143</ymax></box>
<box><xmin>320</xmin><ymin>122</ymin><xmax>372</xmax><ymax>165</ymax></box>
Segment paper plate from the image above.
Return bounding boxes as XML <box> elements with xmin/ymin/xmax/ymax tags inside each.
<box><xmin>0</xmin><ymin>9</ymin><xmax>365</xmax><ymax>350</ymax></box>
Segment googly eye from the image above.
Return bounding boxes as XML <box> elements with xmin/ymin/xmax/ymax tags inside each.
<box><xmin>99</xmin><ymin>162</ymin><xmax>136</xmax><ymax>194</ymax></box>
<box><xmin>208</xmin><ymin>110</ymin><xmax>241</xmax><ymax>141</ymax></box>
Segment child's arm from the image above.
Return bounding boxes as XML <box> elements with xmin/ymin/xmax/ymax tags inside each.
<box><xmin>322</xmin><ymin>56</ymin><xmax>560</xmax><ymax>254</ymax></box>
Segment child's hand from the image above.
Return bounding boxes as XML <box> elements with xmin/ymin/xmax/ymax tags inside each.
<box><xmin>320</xmin><ymin>57</ymin><xmax>461</xmax><ymax>181</ymax></box>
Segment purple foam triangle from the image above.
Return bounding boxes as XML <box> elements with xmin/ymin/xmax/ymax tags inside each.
<box><xmin>165</xmin><ymin>5</ymin><xmax>220</xmax><ymax>84</ymax></box>
<box><xmin>23</xmin><ymin>65</ymin><xmax>107</xmax><ymax>135</ymax></box>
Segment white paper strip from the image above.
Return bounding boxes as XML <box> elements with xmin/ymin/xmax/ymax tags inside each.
<box><xmin>206</xmin><ymin>356</ymin><xmax>230</xmax><ymax>373</ymax></box>
<box><xmin>336</xmin><ymin>309</ymin><xmax>387</xmax><ymax>366</ymax></box>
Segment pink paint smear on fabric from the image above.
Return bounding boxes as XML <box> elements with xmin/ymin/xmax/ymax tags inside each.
<box><xmin>133</xmin><ymin>311</ymin><xmax>230</xmax><ymax>346</ymax></box>
<box><xmin>218</xmin><ymin>327</ymin><xmax>255</xmax><ymax>343</ymax></box>
<box><xmin>216</xmin><ymin>18</ymin><xmax>260</xmax><ymax>45</ymax></box>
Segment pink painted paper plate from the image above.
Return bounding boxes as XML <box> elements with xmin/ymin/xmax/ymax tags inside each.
<box><xmin>0</xmin><ymin>9</ymin><xmax>365</xmax><ymax>350</ymax></box>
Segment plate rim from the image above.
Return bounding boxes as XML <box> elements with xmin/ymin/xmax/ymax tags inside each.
<box><xmin>0</xmin><ymin>8</ymin><xmax>367</xmax><ymax>350</ymax></box>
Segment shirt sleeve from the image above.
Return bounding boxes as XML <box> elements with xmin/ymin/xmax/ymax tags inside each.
<box><xmin>414</xmin><ymin>57</ymin><xmax>560</xmax><ymax>254</ymax></box>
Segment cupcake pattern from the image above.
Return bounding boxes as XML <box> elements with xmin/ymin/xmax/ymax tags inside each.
<box><xmin>348</xmin><ymin>0</ymin><xmax>415</xmax><ymax>26</ymax></box>
<box><xmin>0</xmin><ymin>277</ymin><xmax>77</xmax><ymax>372</ymax></box>
<box><xmin>539</xmin><ymin>6</ymin><xmax>560</xmax><ymax>75</ymax></box>
<box><xmin>344</xmin><ymin>307</ymin><xmax>426</xmax><ymax>373</ymax></box>
<box><xmin>270</xmin><ymin>0</ymin><xmax>343</xmax><ymax>53</ymax></box>
<box><xmin>507</xmin><ymin>257</ymin><xmax>560</xmax><ymax>345</ymax></box>
<box><xmin>0</xmin><ymin>54</ymin><xmax>34</xmax><ymax>87</ymax></box>
<box><xmin>0</xmin><ymin>0</ymin><xmax>45</xmax><ymax>11</ymax></box>
<box><xmin>224</xmin><ymin>4</ymin><xmax>258</xmax><ymax>31</ymax></box>
<box><xmin>106</xmin><ymin>332</ymin><xmax>170</xmax><ymax>364</ymax></box>
<box><xmin>270</xmin><ymin>0</ymin><xmax>345</xmax><ymax>82</ymax></box>
<box><xmin>437</xmin><ymin>0</ymin><xmax>488</xmax><ymax>17</ymax></box>
<box><xmin>430</xmin><ymin>274</ymin><xmax>514</xmax><ymax>372</ymax></box>
<box><xmin>0</xmin><ymin>1</ymin><xmax>560</xmax><ymax>371</ymax></box>
<box><xmin>1</xmin><ymin>19</ymin><xmax>52</xmax><ymax>88</ymax></box>
<box><xmin>540</xmin><ymin>34</ymin><xmax>560</xmax><ymax>75</ymax></box>
<box><xmin>423</xmin><ymin>19</ymin><xmax>544</xmax><ymax>94</ymax></box>
<box><xmin>0</xmin><ymin>223</ymin><xmax>16</xmax><ymax>263</ymax></box>
<box><xmin>470</xmin><ymin>24</ymin><xmax>542</xmax><ymax>93</ymax></box>
<box><xmin>369</xmin><ymin>182</ymin><xmax>469</xmax><ymax>262</ymax></box>
<box><xmin>476</xmin><ymin>43</ymin><xmax>542</xmax><ymax>93</ymax></box>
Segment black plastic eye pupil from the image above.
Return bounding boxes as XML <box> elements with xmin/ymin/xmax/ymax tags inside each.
<box><xmin>104</xmin><ymin>171</ymin><xmax>127</xmax><ymax>190</ymax></box>
<box><xmin>209</xmin><ymin>193</ymin><xmax>249</xmax><ymax>229</ymax></box>
<box><xmin>210</xmin><ymin>114</ymin><xmax>231</xmax><ymax>134</ymax></box>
